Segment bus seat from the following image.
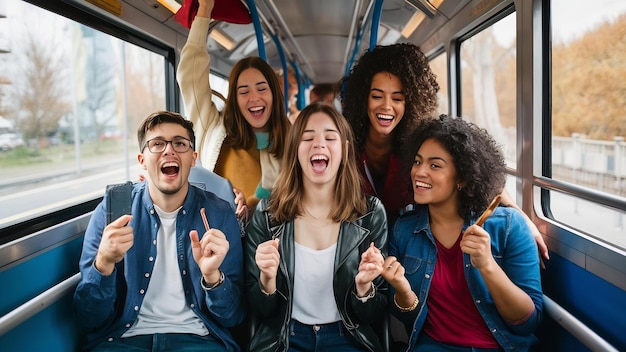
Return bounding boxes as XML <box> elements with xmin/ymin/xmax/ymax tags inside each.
<box><xmin>188</xmin><ymin>161</ymin><xmax>236</xmax><ymax>212</ymax></box>
<box><xmin>187</xmin><ymin>89</ymin><xmax>236</xmax><ymax>210</ymax></box>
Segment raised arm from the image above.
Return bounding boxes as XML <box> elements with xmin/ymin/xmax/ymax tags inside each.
<box><xmin>177</xmin><ymin>0</ymin><xmax>224</xmax><ymax>167</ymax></box>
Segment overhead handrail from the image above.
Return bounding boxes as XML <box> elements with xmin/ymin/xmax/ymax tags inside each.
<box><xmin>369</xmin><ymin>0</ymin><xmax>384</xmax><ymax>51</ymax></box>
<box><xmin>342</xmin><ymin>0</ymin><xmax>363</xmax><ymax>73</ymax></box>
<box><xmin>543</xmin><ymin>295</ymin><xmax>618</xmax><ymax>352</ymax></box>
<box><xmin>270</xmin><ymin>33</ymin><xmax>290</xmax><ymax>114</ymax></box>
<box><xmin>344</xmin><ymin>0</ymin><xmax>375</xmax><ymax>76</ymax></box>
<box><xmin>291</xmin><ymin>61</ymin><xmax>306</xmax><ymax>110</ymax></box>
<box><xmin>0</xmin><ymin>273</ymin><xmax>81</xmax><ymax>336</ymax></box>
<box><xmin>244</xmin><ymin>0</ymin><xmax>266</xmax><ymax>60</ymax></box>
<box><xmin>344</xmin><ymin>23</ymin><xmax>367</xmax><ymax>77</ymax></box>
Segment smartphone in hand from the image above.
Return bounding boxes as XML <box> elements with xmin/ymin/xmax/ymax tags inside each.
<box><xmin>106</xmin><ymin>181</ymin><xmax>133</xmax><ymax>225</ymax></box>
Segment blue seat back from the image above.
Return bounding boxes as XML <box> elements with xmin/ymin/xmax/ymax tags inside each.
<box><xmin>188</xmin><ymin>162</ymin><xmax>236</xmax><ymax>212</ymax></box>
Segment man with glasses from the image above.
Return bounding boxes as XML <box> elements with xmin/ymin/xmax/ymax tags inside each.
<box><xmin>74</xmin><ymin>111</ymin><xmax>245</xmax><ymax>351</ymax></box>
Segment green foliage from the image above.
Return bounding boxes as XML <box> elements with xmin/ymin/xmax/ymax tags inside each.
<box><xmin>0</xmin><ymin>139</ymin><xmax>130</xmax><ymax>180</ymax></box>
<box><xmin>0</xmin><ymin>147</ymin><xmax>43</xmax><ymax>164</ymax></box>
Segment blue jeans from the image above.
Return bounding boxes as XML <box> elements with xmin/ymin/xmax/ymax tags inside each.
<box><xmin>90</xmin><ymin>333</ymin><xmax>227</xmax><ymax>351</ymax></box>
<box><xmin>412</xmin><ymin>333</ymin><xmax>503</xmax><ymax>352</ymax></box>
<box><xmin>287</xmin><ymin>320</ymin><xmax>366</xmax><ymax>352</ymax></box>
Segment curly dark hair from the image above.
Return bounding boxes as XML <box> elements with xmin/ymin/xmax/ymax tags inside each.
<box><xmin>404</xmin><ymin>115</ymin><xmax>506</xmax><ymax>220</ymax></box>
<box><xmin>339</xmin><ymin>43</ymin><xmax>440</xmax><ymax>155</ymax></box>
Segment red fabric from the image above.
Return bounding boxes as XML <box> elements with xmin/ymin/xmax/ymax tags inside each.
<box><xmin>422</xmin><ymin>235</ymin><xmax>500</xmax><ymax>348</ymax></box>
<box><xmin>360</xmin><ymin>153</ymin><xmax>413</xmax><ymax>226</ymax></box>
<box><xmin>174</xmin><ymin>0</ymin><xmax>252</xmax><ymax>28</ymax></box>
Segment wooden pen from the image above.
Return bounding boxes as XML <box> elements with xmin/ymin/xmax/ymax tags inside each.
<box><xmin>200</xmin><ymin>208</ymin><xmax>210</xmax><ymax>231</ymax></box>
<box><xmin>475</xmin><ymin>195</ymin><xmax>501</xmax><ymax>227</ymax></box>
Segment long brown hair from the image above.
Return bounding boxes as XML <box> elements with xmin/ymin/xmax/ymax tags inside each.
<box><xmin>222</xmin><ymin>57</ymin><xmax>289</xmax><ymax>158</ymax></box>
<box><xmin>268</xmin><ymin>103</ymin><xmax>367</xmax><ymax>223</ymax></box>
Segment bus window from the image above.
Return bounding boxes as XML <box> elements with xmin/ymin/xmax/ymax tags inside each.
<box><xmin>429</xmin><ymin>53</ymin><xmax>448</xmax><ymax>116</ymax></box>
<box><xmin>460</xmin><ymin>12</ymin><xmax>516</xmax><ymax>169</ymax></box>
<box><xmin>550</xmin><ymin>0</ymin><xmax>626</xmax><ymax>248</ymax></box>
<box><xmin>0</xmin><ymin>0</ymin><xmax>166</xmax><ymax>231</ymax></box>
<box><xmin>209</xmin><ymin>74</ymin><xmax>229</xmax><ymax>111</ymax></box>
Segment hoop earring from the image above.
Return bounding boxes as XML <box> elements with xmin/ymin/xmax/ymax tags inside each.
<box><xmin>457</xmin><ymin>184</ymin><xmax>462</xmax><ymax>191</ymax></box>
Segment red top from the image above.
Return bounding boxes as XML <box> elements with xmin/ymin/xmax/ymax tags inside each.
<box><xmin>175</xmin><ymin>0</ymin><xmax>252</xmax><ymax>28</ymax></box>
<box><xmin>360</xmin><ymin>152</ymin><xmax>413</xmax><ymax>226</ymax></box>
<box><xmin>423</xmin><ymin>234</ymin><xmax>500</xmax><ymax>348</ymax></box>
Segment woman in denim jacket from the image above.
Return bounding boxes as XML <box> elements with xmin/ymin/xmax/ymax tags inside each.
<box><xmin>382</xmin><ymin>115</ymin><xmax>543</xmax><ymax>351</ymax></box>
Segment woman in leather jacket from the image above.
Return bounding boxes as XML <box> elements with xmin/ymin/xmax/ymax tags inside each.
<box><xmin>245</xmin><ymin>103</ymin><xmax>388</xmax><ymax>352</ymax></box>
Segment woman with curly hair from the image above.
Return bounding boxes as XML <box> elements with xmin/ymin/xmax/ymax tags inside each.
<box><xmin>340</xmin><ymin>44</ymin><xmax>549</xmax><ymax>262</ymax></box>
<box><xmin>381</xmin><ymin>115</ymin><xmax>543</xmax><ymax>351</ymax></box>
<box><xmin>339</xmin><ymin>43</ymin><xmax>439</xmax><ymax>226</ymax></box>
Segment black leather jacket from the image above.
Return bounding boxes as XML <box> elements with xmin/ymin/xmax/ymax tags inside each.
<box><xmin>245</xmin><ymin>196</ymin><xmax>388</xmax><ymax>352</ymax></box>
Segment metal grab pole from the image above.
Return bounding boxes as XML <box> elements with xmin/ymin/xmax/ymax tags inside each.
<box><xmin>245</xmin><ymin>0</ymin><xmax>266</xmax><ymax>60</ymax></box>
<box><xmin>369</xmin><ymin>0</ymin><xmax>384</xmax><ymax>51</ymax></box>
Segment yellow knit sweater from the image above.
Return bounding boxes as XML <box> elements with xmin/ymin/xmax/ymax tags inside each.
<box><xmin>177</xmin><ymin>17</ymin><xmax>280</xmax><ymax>208</ymax></box>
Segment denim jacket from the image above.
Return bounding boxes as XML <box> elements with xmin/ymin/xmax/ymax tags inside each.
<box><xmin>74</xmin><ymin>182</ymin><xmax>245</xmax><ymax>351</ymax></box>
<box><xmin>389</xmin><ymin>205</ymin><xmax>543</xmax><ymax>351</ymax></box>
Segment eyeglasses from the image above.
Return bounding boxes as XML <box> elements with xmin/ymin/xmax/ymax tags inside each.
<box><xmin>143</xmin><ymin>137</ymin><xmax>193</xmax><ymax>153</ymax></box>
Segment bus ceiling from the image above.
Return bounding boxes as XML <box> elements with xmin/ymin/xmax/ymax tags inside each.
<box><xmin>113</xmin><ymin>0</ymin><xmax>475</xmax><ymax>84</ymax></box>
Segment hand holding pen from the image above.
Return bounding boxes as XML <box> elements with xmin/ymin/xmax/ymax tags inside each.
<box><xmin>189</xmin><ymin>207</ymin><xmax>228</xmax><ymax>283</ymax></box>
<box><xmin>461</xmin><ymin>195</ymin><xmax>501</xmax><ymax>269</ymax></box>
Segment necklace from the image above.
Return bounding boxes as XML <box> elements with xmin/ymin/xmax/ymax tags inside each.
<box><xmin>303</xmin><ymin>206</ymin><xmax>327</xmax><ymax>220</ymax></box>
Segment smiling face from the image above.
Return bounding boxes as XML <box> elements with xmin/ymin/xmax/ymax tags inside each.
<box><xmin>236</xmin><ymin>68</ymin><xmax>273</xmax><ymax>132</ymax></box>
<box><xmin>367</xmin><ymin>72</ymin><xmax>406</xmax><ymax>138</ymax></box>
<box><xmin>410</xmin><ymin>138</ymin><xmax>460</xmax><ymax>206</ymax></box>
<box><xmin>138</xmin><ymin>122</ymin><xmax>197</xmax><ymax>197</ymax></box>
<box><xmin>298</xmin><ymin>112</ymin><xmax>343</xmax><ymax>188</ymax></box>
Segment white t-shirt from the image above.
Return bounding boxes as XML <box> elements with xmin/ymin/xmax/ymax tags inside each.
<box><xmin>291</xmin><ymin>242</ymin><xmax>341</xmax><ymax>324</ymax></box>
<box><xmin>123</xmin><ymin>205</ymin><xmax>208</xmax><ymax>337</ymax></box>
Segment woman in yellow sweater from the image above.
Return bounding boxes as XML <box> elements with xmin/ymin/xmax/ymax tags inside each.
<box><xmin>177</xmin><ymin>0</ymin><xmax>290</xmax><ymax>220</ymax></box>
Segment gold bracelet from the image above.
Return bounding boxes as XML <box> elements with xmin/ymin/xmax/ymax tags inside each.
<box><xmin>394</xmin><ymin>292</ymin><xmax>418</xmax><ymax>312</ymax></box>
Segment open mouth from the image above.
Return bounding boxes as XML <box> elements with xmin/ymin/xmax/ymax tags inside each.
<box><xmin>311</xmin><ymin>154</ymin><xmax>329</xmax><ymax>172</ymax></box>
<box><xmin>414</xmin><ymin>181</ymin><xmax>432</xmax><ymax>189</ymax></box>
<box><xmin>249</xmin><ymin>106</ymin><xmax>265</xmax><ymax>118</ymax></box>
<box><xmin>376</xmin><ymin>113</ymin><xmax>394</xmax><ymax>126</ymax></box>
<box><xmin>161</xmin><ymin>162</ymin><xmax>180</xmax><ymax>176</ymax></box>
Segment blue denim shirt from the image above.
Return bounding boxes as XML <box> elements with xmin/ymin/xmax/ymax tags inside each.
<box><xmin>389</xmin><ymin>205</ymin><xmax>543</xmax><ymax>351</ymax></box>
<box><xmin>74</xmin><ymin>182</ymin><xmax>245</xmax><ymax>351</ymax></box>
